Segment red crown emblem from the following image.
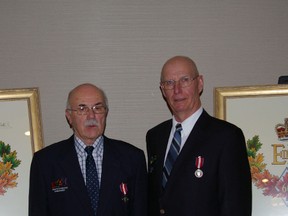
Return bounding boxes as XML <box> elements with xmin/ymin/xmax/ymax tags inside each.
<box><xmin>275</xmin><ymin>118</ymin><xmax>288</xmax><ymax>141</ymax></box>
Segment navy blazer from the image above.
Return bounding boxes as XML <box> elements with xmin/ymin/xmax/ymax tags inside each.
<box><xmin>29</xmin><ymin>135</ymin><xmax>147</xmax><ymax>216</ymax></box>
<box><xmin>146</xmin><ymin>110</ymin><xmax>252</xmax><ymax>216</ymax></box>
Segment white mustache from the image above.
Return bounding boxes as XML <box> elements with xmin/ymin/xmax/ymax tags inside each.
<box><xmin>84</xmin><ymin>119</ymin><xmax>99</xmax><ymax>127</ymax></box>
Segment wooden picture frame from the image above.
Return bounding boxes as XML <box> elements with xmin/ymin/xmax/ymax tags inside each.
<box><xmin>214</xmin><ymin>84</ymin><xmax>288</xmax><ymax>216</ymax></box>
<box><xmin>0</xmin><ymin>87</ymin><xmax>44</xmax><ymax>215</ymax></box>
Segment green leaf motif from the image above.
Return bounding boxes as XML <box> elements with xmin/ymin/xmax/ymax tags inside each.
<box><xmin>246</xmin><ymin>135</ymin><xmax>262</xmax><ymax>158</ymax></box>
<box><xmin>0</xmin><ymin>141</ymin><xmax>11</xmax><ymax>156</ymax></box>
<box><xmin>3</xmin><ymin>151</ymin><xmax>21</xmax><ymax>170</ymax></box>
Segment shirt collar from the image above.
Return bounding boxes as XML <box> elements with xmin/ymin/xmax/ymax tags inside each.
<box><xmin>74</xmin><ymin>135</ymin><xmax>104</xmax><ymax>156</ymax></box>
<box><xmin>172</xmin><ymin>107</ymin><xmax>203</xmax><ymax>136</ymax></box>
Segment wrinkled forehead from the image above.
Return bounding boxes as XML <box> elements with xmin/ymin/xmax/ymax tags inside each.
<box><xmin>161</xmin><ymin>58</ymin><xmax>198</xmax><ymax>81</ymax></box>
<box><xmin>69</xmin><ymin>85</ymin><xmax>105</xmax><ymax>106</ymax></box>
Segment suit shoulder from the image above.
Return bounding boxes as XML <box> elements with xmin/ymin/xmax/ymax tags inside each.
<box><xmin>104</xmin><ymin>136</ymin><xmax>144</xmax><ymax>155</ymax></box>
<box><xmin>33</xmin><ymin>137</ymin><xmax>72</xmax><ymax>158</ymax></box>
<box><xmin>211</xmin><ymin>115</ymin><xmax>242</xmax><ymax>130</ymax></box>
<box><xmin>147</xmin><ymin>119</ymin><xmax>171</xmax><ymax>134</ymax></box>
<box><xmin>194</xmin><ymin>111</ymin><xmax>245</xmax><ymax>140</ymax></box>
<box><xmin>200</xmin><ymin>110</ymin><xmax>239</xmax><ymax>128</ymax></box>
<box><xmin>103</xmin><ymin>137</ymin><xmax>146</xmax><ymax>166</ymax></box>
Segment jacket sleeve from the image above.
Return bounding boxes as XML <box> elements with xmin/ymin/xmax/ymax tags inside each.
<box><xmin>219</xmin><ymin>127</ymin><xmax>252</xmax><ymax>216</ymax></box>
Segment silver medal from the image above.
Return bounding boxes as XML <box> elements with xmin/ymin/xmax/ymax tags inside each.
<box><xmin>195</xmin><ymin>168</ymin><xmax>203</xmax><ymax>178</ymax></box>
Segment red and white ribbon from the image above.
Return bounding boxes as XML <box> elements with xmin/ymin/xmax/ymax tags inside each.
<box><xmin>120</xmin><ymin>183</ymin><xmax>128</xmax><ymax>195</ymax></box>
<box><xmin>195</xmin><ymin>156</ymin><xmax>204</xmax><ymax>169</ymax></box>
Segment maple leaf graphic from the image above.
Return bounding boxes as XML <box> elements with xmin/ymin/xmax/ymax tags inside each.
<box><xmin>0</xmin><ymin>178</ymin><xmax>7</xmax><ymax>195</ymax></box>
<box><xmin>254</xmin><ymin>169</ymin><xmax>279</xmax><ymax>197</ymax></box>
<box><xmin>0</xmin><ymin>161</ymin><xmax>13</xmax><ymax>175</ymax></box>
<box><xmin>0</xmin><ymin>140</ymin><xmax>21</xmax><ymax>196</ymax></box>
<box><xmin>1</xmin><ymin>171</ymin><xmax>18</xmax><ymax>188</ymax></box>
<box><xmin>275</xmin><ymin>172</ymin><xmax>288</xmax><ymax>199</ymax></box>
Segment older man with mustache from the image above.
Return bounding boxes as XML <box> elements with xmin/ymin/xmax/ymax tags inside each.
<box><xmin>29</xmin><ymin>83</ymin><xmax>147</xmax><ymax>216</ymax></box>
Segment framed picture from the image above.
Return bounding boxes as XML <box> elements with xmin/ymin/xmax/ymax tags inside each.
<box><xmin>214</xmin><ymin>84</ymin><xmax>288</xmax><ymax>216</ymax></box>
<box><xmin>0</xmin><ymin>88</ymin><xmax>44</xmax><ymax>215</ymax></box>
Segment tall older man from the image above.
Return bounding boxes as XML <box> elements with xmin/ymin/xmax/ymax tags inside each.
<box><xmin>146</xmin><ymin>56</ymin><xmax>251</xmax><ymax>216</ymax></box>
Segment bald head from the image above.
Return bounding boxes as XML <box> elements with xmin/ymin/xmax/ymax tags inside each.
<box><xmin>161</xmin><ymin>56</ymin><xmax>199</xmax><ymax>82</ymax></box>
<box><xmin>66</xmin><ymin>83</ymin><xmax>108</xmax><ymax>109</ymax></box>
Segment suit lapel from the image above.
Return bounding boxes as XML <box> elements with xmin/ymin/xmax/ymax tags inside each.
<box><xmin>59</xmin><ymin>136</ymin><xmax>93</xmax><ymax>215</ymax></box>
<box><xmin>158</xmin><ymin>121</ymin><xmax>173</xmax><ymax>171</ymax></box>
<box><xmin>178</xmin><ymin>110</ymin><xmax>209</xmax><ymax>159</ymax></box>
<box><xmin>163</xmin><ymin>111</ymin><xmax>210</xmax><ymax>193</ymax></box>
<box><xmin>152</xmin><ymin>121</ymin><xmax>172</xmax><ymax>193</ymax></box>
<box><xmin>97</xmin><ymin>137</ymin><xmax>121</xmax><ymax>215</ymax></box>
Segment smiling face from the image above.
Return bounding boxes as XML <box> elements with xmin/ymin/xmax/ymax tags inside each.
<box><xmin>160</xmin><ymin>56</ymin><xmax>204</xmax><ymax>122</ymax></box>
<box><xmin>65</xmin><ymin>84</ymin><xmax>108</xmax><ymax>145</ymax></box>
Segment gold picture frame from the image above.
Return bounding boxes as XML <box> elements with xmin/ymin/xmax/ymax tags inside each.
<box><xmin>0</xmin><ymin>87</ymin><xmax>44</xmax><ymax>215</ymax></box>
<box><xmin>214</xmin><ymin>84</ymin><xmax>288</xmax><ymax>216</ymax></box>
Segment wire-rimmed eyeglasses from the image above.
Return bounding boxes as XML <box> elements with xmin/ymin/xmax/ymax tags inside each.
<box><xmin>160</xmin><ymin>75</ymin><xmax>199</xmax><ymax>90</ymax></box>
<box><xmin>67</xmin><ymin>105</ymin><xmax>107</xmax><ymax>115</ymax></box>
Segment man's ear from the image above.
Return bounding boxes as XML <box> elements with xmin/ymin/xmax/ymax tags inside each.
<box><xmin>65</xmin><ymin>110</ymin><xmax>73</xmax><ymax>128</ymax></box>
<box><xmin>160</xmin><ymin>86</ymin><xmax>167</xmax><ymax>98</ymax></box>
<box><xmin>197</xmin><ymin>75</ymin><xmax>204</xmax><ymax>95</ymax></box>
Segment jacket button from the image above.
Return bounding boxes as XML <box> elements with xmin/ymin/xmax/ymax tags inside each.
<box><xmin>160</xmin><ymin>209</ymin><xmax>165</xmax><ymax>214</ymax></box>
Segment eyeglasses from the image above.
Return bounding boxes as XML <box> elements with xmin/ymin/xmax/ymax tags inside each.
<box><xmin>67</xmin><ymin>105</ymin><xmax>107</xmax><ymax>115</ymax></box>
<box><xmin>160</xmin><ymin>75</ymin><xmax>199</xmax><ymax>90</ymax></box>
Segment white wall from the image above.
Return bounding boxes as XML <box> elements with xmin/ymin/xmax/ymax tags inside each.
<box><xmin>1</xmin><ymin>0</ymin><xmax>287</xmax><ymax>152</ymax></box>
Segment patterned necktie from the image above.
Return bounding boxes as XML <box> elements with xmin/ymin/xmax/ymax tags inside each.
<box><xmin>162</xmin><ymin>123</ymin><xmax>182</xmax><ymax>188</ymax></box>
<box><xmin>85</xmin><ymin>146</ymin><xmax>99</xmax><ymax>216</ymax></box>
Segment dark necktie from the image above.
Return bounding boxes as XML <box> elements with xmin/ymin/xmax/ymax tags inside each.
<box><xmin>162</xmin><ymin>123</ymin><xmax>182</xmax><ymax>188</ymax></box>
<box><xmin>85</xmin><ymin>146</ymin><xmax>99</xmax><ymax>216</ymax></box>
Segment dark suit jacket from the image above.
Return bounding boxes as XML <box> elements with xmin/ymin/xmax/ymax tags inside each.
<box><xmin>29</xmin><ymin>135</ymin><xmax>147</xmax><ymax>216</ymax></box>
<box><xmin>146</xmin><ymin>110</ymin><xmax>252</xmax><ymax>216</ymax></box>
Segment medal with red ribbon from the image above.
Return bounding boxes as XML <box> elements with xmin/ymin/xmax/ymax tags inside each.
<box><xmin>120</xmin><ymin>183</ymin><xmax>129</xmax><ymax>203</ymax></box>
<box><xmin>195</xmin><ymin>156</ymin><xmax>204</xmax><ymax>178</ymax></box>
